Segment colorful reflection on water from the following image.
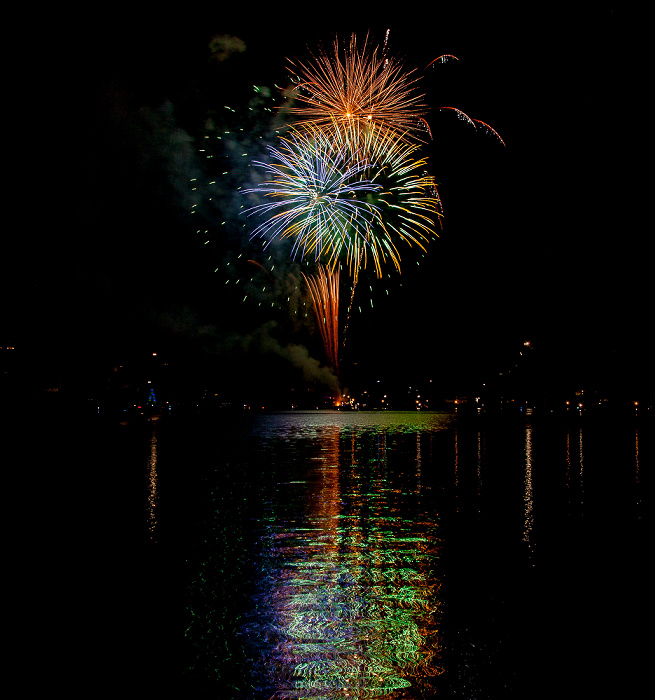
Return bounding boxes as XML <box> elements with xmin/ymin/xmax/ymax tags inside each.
<box><xmin>246</xmin><ymin>431</ymin><xmax>442</xmax><ymax>697</ymax></box>
<box><xmin>186</xmin><ymin>413</ymin><xmax>451</xmax><ymax>698</ymax></box>
<box><xmin>181</xmin><ymin>411</ymin><xmax>650</xmax><ymax>698</ymax></box>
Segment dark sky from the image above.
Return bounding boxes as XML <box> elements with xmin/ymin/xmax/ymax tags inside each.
<box><xmin>5</xmin><ymin>6</ymin><xmax>651</xmax><ymax>402</ymax></box>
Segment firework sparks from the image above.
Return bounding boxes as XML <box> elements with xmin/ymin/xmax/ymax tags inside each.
<box><xmin>424</xmin><ymin>54</ymin><xmax>460</xmax><ymax>70</ymax></box>
<box><xmin>288</xmin><ymin>33</ymin><xmax>429</xmax><ymax>142</ymax></box>
<box><xmin>242</xmin><ymin>125</ymin><xmax>383</xmax><ymax>273</ymax></box>
<box><xmin>243</xmin><ymin>123</ymin><xmax>442</xmax><ymax>280</ymax></box>
<box><xmin>234</xmin><ymin>32</ymin><xmax>503</xmax><ymax>389</ymax></box>
<box><xmin>303</xmin><ymin>265</ymin><xmax>340</xmax><ymax>378</ymax></box>
<box><xmin>424</xmin><ymin>55</ymin><xmax>505</xmax><ymax>145</ymax></box>
<box><xmin>354</xmin><ymin>124</ymin><xmax>443</xmax><ymax>276</ymax></box>
<box><xmin>441</xmin><ymin>107</ymin><xmax>506</xmax><ymax>145</ymax></box>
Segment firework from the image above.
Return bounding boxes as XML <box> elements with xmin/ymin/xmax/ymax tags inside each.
<box><xmin>236</xmin><ymin>32</ymin><xmax>502</xmax><ymax>390</ymax></box>
<box><xmin>288</xmin><ymin>33</ymin><xmax>429</xmax><ymax>142</ymax></box>
<box><xmin>440</xmin><ymin>107</ymin><xmax>506</xmax><ymax>145</ymax></box>
<box><xmin>351</xmin><ymin>123</ymin><xmax>443</xmax><ymax>277</ymax></box>
<box><xmin>302</xmin><ymin>265</ymin><xmax>340</xmax><ymax>377</ymax></box>
<box><xmin>424</xmin><ymin>55</ymin><xmax>506</xmax><ymax>145</ymax></box>
<box><xmin>242</xmin><ymin>125</ymin><xmax>383</xmax><ymax>274</ymax></box>
<box><xmin>243</xmin><ymin>121</ymin><xmax>442</xmax><ymax>280</ymax></box>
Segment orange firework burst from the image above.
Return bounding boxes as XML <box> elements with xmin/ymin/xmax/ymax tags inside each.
<box><xmin>288</xmin><ymin>33</ymin><xmax>429</xmax><ymax>141</ymax></box>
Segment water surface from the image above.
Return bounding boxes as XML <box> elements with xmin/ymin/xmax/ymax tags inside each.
<box><xmin>138</xmin><ymin>410</ymin><xmax>649</xmax><ymax>697</ymax></box>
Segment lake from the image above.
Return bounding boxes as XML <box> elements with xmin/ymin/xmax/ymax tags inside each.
<box><xmin>37</xmin><ymin>409</ymin><xmax>649</xmax><ymax>697</ymax></box>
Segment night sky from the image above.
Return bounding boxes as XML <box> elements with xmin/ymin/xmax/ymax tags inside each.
<box><xmin>5</xmin><ymin>7</ymin><xmax>651</xmax><ymax>408</ymax></box>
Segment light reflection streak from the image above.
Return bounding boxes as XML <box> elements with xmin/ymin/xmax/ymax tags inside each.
<box><xmin>565</xmin><ymin>430</ymin><xmax>571</xmax><ymax>512</ymax></box>
<box><xmin>634</xmin><ymin>428</ymin><xmax>641</xmax><ymax>519</ymax></box>
<box><xmin>416</xmin><ymin>433</ymin><xmax>422</xmax><ymax>492</ymax></box>
<box><xmin>147</xmin><ymin>425</ymin><xmax>158</xmax><ymax>541</ymax></box>
<box><xmin>523</xmin><ymin>427</ymin><xmax>534</xmax><ymax>558</ymax></box>
<box><xmin>565</xmin><ymin>427</ymin><xmax>585</xmax><ymax>516</ymax></box>
<box><xmin>243</xmin><ymin>426</ymin><xmax>443</xmax><ymax>698</ymax></box>
<box><xmin>476</xmin><ymin>431</ymin><xmax>482</xmax><ymax>513</ymax></box>
<box><xmin>579</xmin><ymin>427</ymin><xmax>584</xmax><ymax>511</ymax></box>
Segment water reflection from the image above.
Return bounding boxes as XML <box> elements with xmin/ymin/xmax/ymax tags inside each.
<box><xmin>180</xmin><ymin>411</ymin><xmax>649</xmax><ymax>697</ymax></box>
<box><xmin>242</xmin><ymin>422</ymin><xmax>444</xmax><ymax>698</ymax></box>
<box><xmin>147</xmin><ymin>421</ymin><xmax>158</xmax><ymax>541</ymax></box>
<box><xmin>578</xmin><ymin>427</ymin><xmax>585</xmax><ymax>511</ymax></box>
<box><xmin>634</xmin><ymin>427</ymin><xmax>642</xmax><ymax>520</ymax></box>
<box><xmin>476</xmin><ymin>431</ymin><xmax>482</xmax><ymax>504</ymax></box>
<box><xmin>564</xmin><ymin>426</ymin><xmax>585</xmax><ymax>516</ymax></box>
<box><xmin>565</xmin><ymin>430</ymin><xmax>571</xmax><ymax>501</ymax></box>
<box><xmin>453</xmin><ymin>430</ymin><xmax>459</xmax><ymax>490</ymax></box>
<box><xmin>415</xmin><ymin>432</ymin><xmax>422</xmax><ymax>492</ymax></box>
<box><xmin>523</xmin><ymin>426</ymin><xmax>534</xmax><ymax>560</ymax></box>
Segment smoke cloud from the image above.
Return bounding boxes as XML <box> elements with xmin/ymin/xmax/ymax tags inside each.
<box><xmin>209</xmin><ymin>34</ymin><xmax>247</xmax><ymax>62</ymax></box>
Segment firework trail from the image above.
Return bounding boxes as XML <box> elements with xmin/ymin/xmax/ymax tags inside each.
<box><xmin>440</xmin><ymin>107</ymin><xmax>506</xmax><ymax>145</ymax></box>
<box><xmin>302</xmin><ymin>265</ymin><xmax>341</xmax><ymax>379</ymax></box>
